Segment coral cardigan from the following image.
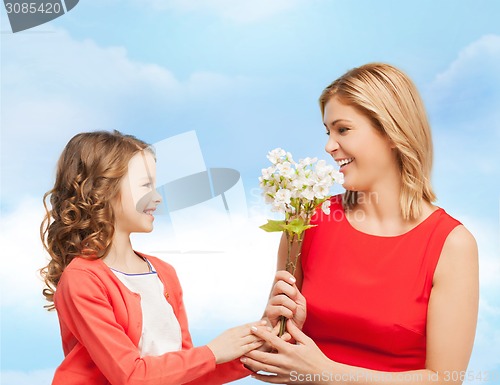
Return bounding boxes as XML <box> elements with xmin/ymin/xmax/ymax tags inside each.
<box><xmin>53</xmin><ymin>253</ymin><xmax>250</xmax><ymax>385</ymax></box>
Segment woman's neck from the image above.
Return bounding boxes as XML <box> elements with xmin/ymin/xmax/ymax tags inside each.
<box><xmin>348</xmin><ymin>171</ymin><xmax>412</xmax><ymax>236</ymax></box>
<box><xmin>347</xmin><ymin>184</ymin><xmax>435</xmax><ymax>236</ymax></box>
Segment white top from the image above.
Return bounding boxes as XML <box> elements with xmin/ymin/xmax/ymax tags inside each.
<box><xmin>111</xmin><ymin>259</ymin><xmax>182</xmax><ymax>356</ymax></box>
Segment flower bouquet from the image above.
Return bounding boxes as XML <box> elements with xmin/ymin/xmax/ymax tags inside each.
<box><xmin>259</xmin><ymin>148</ymin><xmax>344</xmax><ymax>336</ymax></box>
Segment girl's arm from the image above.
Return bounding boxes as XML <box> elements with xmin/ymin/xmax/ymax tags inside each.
<box><xmin>56</xmin><ymin>267</ymin><xmax>258</xmax><ymax>385</ymax></box>
<box><xmin>245</xmin><ymin>225</ymin><xmax>479</xmax><ymax>385</ymax></box>
<box><xmin>169</xmin><ymin>266</ymin><xmax>255</xmax><ymax>385</ymax></box>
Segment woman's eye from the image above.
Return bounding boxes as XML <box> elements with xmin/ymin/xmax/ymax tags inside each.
<box><xmin>338</xmin><ymin>127</ymin><xmax>349</xmax><ymax>134</ymax></box>
<box><xmin>325</xmin><ymin>130</ymin><xmax>330</xmax><ymax>136</ymax></box>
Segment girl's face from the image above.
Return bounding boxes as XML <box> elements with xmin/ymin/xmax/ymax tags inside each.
<box><xmin>113</xmin><ymin>151</ymin><xmax>162</xmax><ymax>234</ymax></box>
<box><xmin>323</xmin><ymin>97</ymin><xmax>398</xmax><ymax>192</ymax></box>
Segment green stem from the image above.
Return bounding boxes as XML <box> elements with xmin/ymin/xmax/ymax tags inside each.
<box><xmin>279</xmin><ymin>230</ymin><xmax>302</xmax><ymax>337</ymax></box>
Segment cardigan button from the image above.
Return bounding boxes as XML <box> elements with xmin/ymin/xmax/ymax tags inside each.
<box><xmin>164</xmin><ymin>292</ymin><xmax>169</xmax><ymax>299</ymax></box>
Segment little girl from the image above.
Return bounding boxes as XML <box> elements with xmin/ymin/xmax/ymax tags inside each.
<box><xmin>40</xmin><ymin>130</ymin><xmax>262</xmax><ymax>385</ymax></box>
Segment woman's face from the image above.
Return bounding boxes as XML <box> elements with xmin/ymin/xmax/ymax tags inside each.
<box><xmin>323</xmin><ymin>97</ymin><xmax>397</xmax><ymax>192</ymax></box>
<box><xmin>113</xmin><ymin>151</ymin><xmax>162</xmax><ymax>234</ymax></box>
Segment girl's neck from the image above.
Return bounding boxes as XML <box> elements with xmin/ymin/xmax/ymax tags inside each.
<box><xmin>102</xmin><ymin>230</ymin><xmax>150</xmax><ymax>274</ymax></box>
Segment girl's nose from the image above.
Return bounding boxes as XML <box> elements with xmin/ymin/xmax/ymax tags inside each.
<box><xmin>153</xmin><ymin>189</ymin><xmax>162</xmax><ymax>204</ymax></box>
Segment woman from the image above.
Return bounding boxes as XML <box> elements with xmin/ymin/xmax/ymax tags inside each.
<box><xmin>243</xmin><ymin>63</ymin><xmax>478</xmax><ymax>384</ymax></box>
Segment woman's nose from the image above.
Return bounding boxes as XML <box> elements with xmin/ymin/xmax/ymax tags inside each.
<box><xmin>325</xmin><ymin>135</ymin><xmax>339</xmax><ymax>154</ymax></box>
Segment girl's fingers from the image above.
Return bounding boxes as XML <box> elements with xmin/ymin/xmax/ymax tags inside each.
<box><xmin>249</xmin><ymin>326</ymin><xmax>288</xmax><ymax>352</ymax></box>
<box><xmin>240</xmin><ymin>340</ymin><xmax>264</xmax><ymax>354</ymax></box>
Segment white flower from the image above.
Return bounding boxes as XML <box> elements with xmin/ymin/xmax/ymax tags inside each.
<box><xmin>275</xmin><ymin>188</ymin><xmax>292</xmax><ymax>205</ymax></box>
<box><xmin>299</xmin><ymin>157</ymin><xmax>318</xmax><ymax>167</ymax></box>
<box><xmin>261</xmin><ymin>148</ymin><xmax>343</xmax><ymax>221</ymax></box>
<box><xmin>300</xmin><ymin>187</ymin><xmax>315</xmax><ymax>201</ymax></box>
<box><xmin>331</xmin><ymin>169</ymin><xmax>345</xmax><ymax>185</ymax></box>
<box><xmin>261</xmin><ymin>166</ymin><xmax>276</xmax><ymax>182</ymax></box>
<box><xmin>315</xmin><ymin>159</ymin><xmax>334</xmax><ymax>179</ymax></box>
<box><xmin>267</xmin><ymin>148</ymin><xmax>286</xmax><ymax>164</ymax></box>
<box><xmin>321</xmin><ymin>200</ymin><xmax>331</xmax><ymax>215</ymax></box>
<box><xmin>313</xmin><ymin>182</ymin><xmax>330</xmax><ymax>199</ymax></box>
<box><xmin>264</xmin><ymin>192</ymin><xmax>275</xmax><ymax>204</ymax></box>
<box><xmin>276</xmin><ymin>161</ymin><xmax>295</xmax><ymax>179</ymax></box>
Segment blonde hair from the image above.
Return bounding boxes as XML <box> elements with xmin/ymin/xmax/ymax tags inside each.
<box><xmin>319</xmin><ymin>63</ymin><xmax>436</xmax><ymax>220</ymax></box>
<box><xmin>40</xmin><ymin>130</ymin><xmax>151</xmax><ymax>310</ymax></box>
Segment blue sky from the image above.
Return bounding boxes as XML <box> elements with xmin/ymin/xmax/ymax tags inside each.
<box><xmin>1</xmin><ymin>1</ymin><xmax>499</xmax><ymax>384</ymax></box>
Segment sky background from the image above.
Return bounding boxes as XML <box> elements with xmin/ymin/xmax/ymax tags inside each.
<box><xmin>1</xmin><ymin>1</ymin><xmax>499</xmax><ymax>384</ymax></box>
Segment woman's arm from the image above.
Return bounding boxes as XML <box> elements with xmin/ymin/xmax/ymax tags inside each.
<box><xmin>262</xmin><ymin>233</ymin><xmax>307</xmax><ymax>330</ymax></box>
<box><xmin>424</xmin><ymin>225</ymin><xmax>479</xmax><ymax>381</ymax></box>
<box><xmin>245</xmin><ymin>225</ymin><xmax>479</xmax><ymax>385</ymax></box>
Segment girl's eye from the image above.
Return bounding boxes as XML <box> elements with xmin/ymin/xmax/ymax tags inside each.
<box><xmin>325</xmin><ymin>130</ymin><xmax>330</xmax><ymax>136</ymax></box>
<box><xmin>338</xmin><ymin>127</ymin><xmax>349</xmax><ymax>134</ymax></box>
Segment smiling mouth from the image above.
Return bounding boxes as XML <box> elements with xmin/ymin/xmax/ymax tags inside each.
<box><xmin>143</xmin><ymin>209</ymin><xmax>155</xmax><ymax>216</ymax></box>
<box><xmin>337</xmin><ymin>158</ymin><xmax>354</xmax><ymax>167</ymax></box>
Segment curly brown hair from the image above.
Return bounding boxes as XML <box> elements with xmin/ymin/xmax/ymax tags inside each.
<box><xmin>40</xmin><ymin>130</ymin><xmax>151</xmax><ymax>310</ymax></box>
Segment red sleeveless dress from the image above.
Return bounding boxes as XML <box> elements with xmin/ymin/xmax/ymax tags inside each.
<box><xmin>301</xmin><ymin>195</ymin><xmax>461</xmax><ymax>371</ymax></box>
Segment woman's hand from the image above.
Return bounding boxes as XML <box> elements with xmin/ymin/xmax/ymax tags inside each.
<box><xmin>206</xmin><ymin>321</ymin><xmax>266</xmax><ymax>364</ymax></box>
<box><xmin>241</xmin><ymin>320</ymin><xmax>331</xmax><ymax>384</ymax></box>
<box><xmin>265</xmin><ymin>271</ymin><xmax>307</xmax><ymax>330</ymax></box>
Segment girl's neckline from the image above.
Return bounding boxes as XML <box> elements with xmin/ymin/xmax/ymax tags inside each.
<box><xmin>106</xmin><ymin>255</ymin><xmax>156</xmax><ymax>276</ymax></box>
<box><xmin>342</xmin><ymin>206</ymin><xmax>443</xmax><ymax>239</ymax></box>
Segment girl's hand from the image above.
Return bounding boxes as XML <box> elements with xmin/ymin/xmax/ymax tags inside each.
<box><xmin>265</xmin><ymin>271</ymin><xmax>307</xmax><ymax>330</ymax></box>
<box><xmin>207</xmin><ymin>321</ymin><xmax>266</xmax><ymax>364</ymax></box>
<box><xmin>242</xmin><ymin>320</ymin><xmax>331</xmax><ymax>384</ymax></box>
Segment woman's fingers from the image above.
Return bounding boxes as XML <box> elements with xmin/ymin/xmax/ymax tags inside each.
<box><xmin>273</xmin><ymin>270</ymin><xmax>297</xmax><ymax>286</ymax></box>
<box><xmin>285</xmin><ymin>319</ymin><xmax>310</xmax><ymax>345</ymax></box>
<box><xmin>270</xmin><ymin>278</ymin><xmax>298</xmax><ymax>299</ymax></box>
<box><xmin>267</xmin><ymin>295</ymin><xmax>297</xmax><ymax>318</ymax></box>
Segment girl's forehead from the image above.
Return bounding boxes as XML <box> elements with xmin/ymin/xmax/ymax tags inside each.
<box><xmin>127</xmin><ymin>152</ymin><xmax>156</xmax><ymax>177</ymax></box>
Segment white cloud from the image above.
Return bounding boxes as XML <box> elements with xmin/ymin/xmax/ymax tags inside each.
<box><xmin>425</xmin><ymin>35</ymin><xmax>500</xmax><ymax>205</ymax></box>
<box><xmin>132</xmin><ymin>207</ymin><xmax>280</xmax><ymax>325</ymax></box>
<box><xmin>468</xmin><ymin>300</ymin><xmax>500</xmax><ymax>381</ymax></box>
<box><xmin>0</xmin><ymin>196</ymin><xmax>279</xmax><ymax>323</ymax></box>
<box><xmin>425</xmin><ymin>34</ymin><xmax>500</xmax><ymax>132</ymax></box>
<box><xmin>458</xmin><ymin>216</ymin><xmax>500</xmax><ymax>292</ymax></box>
<box><xmin>136</xmin><ymin>0</ymin><xmax>306</xmax><ymax>23</ymax></box>
<box><xmin>2</xmin><ymin>197</ymin><xmax>499</xmax><ymax>378</ymax></box>
<box><xmin>0</xmin><ymin>198</ymin><xmax>48</xmax><ymax>310</ymax></box>
<box><xmin>456</xmin><ymin>215</ymin><xmax>500</xmax><ymax>375</ymax></box>
<box><xmin>1</xmin><ymin>369</ymin><xmax>54</xmax><ymax>385</ymax></box>
<box><xmin>0</xmin><ymin>25</ymin><xmax>259</xmax><ymax>207</ymax></box>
